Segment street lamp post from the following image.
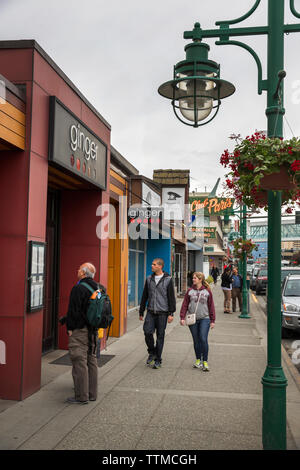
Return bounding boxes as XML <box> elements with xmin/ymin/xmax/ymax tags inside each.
<box><xmin>158</xmin><ymin>0</ymin><xmax>300</xmax><ymax>450</ymax></box>
<box><xmin>239</xmin><ymin>204</ymin><xmax>251</xmax><ymax>319</ymax></box>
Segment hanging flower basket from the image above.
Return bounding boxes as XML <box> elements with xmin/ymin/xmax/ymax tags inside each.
<box><xmin>220</xmin><ymin>132</ymin><xmax>300</xmax><ymax>212</ymax></box>
<box><xmin>231</xmin><ymin>237</ymin><xmax>258</xmax><ymax>260</ymax></box>
<box><xmin>259</xmin><ymin>166</ymin><xmax>298</xmax><ymax>191</ymax></box>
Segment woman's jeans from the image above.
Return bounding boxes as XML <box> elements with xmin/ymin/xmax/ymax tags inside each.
<box><xmin>189</xmin><ymin>318</ymin><xmax>211</xmax><ymax>362</ymax></box>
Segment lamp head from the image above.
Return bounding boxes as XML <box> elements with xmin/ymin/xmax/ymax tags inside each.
<box><xmin>158</xmin><ymin>23</ymin><xmax>235</xmax><ymax>127</ymax></box>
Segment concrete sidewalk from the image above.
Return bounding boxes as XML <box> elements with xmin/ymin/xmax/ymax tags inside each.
<box><xmin>0</xmin><ymin>283</ymin><xmax>299</xmax><ymax>450</ymax></box>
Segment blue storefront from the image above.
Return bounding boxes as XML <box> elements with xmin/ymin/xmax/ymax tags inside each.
<box><xmin>127</xmin><ymin>177</ymin><xmax>172</xmax><ymax>308</ymax></box>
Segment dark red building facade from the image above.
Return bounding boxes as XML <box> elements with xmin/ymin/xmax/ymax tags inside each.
<box><xmin>0</xmin><ymin>41</ymin><xmax>111</xmax><ymax>400</ymax></box>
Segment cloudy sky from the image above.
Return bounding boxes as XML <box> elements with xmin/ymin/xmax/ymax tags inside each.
<box><xmin>1</xmin><ymin>0</ymin><xmax>300</xmax><ymax>193</ymax></box>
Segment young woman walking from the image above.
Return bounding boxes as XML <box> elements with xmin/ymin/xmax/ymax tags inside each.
<box><xmin>221</xmin><ymin>266</ymin><xmax>233</xmax><ymax>314</ymax></box>
<box><xmin>180</xmin><ymin>272</ymin><xmax>215</xmax><ymax>371</ymax></box>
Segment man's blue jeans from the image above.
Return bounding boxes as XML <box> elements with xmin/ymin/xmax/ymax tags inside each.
<box><xmin>189</xmin><ymin>318</ymin><xmax>211</xmax><ymax>362</ymax></box>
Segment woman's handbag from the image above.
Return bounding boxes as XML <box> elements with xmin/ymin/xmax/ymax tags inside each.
<box><xmin>184</xmin><ymin>292</ymin><xmax>201</xmax><ymax>326</ymax></box>
<box><xmin>185</xmin><ymin>312</ymin><xmax>196</xmax><ymax>326</ymax></box>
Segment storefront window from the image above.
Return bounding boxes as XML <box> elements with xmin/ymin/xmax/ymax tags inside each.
<box><xmin>128</xmin><ymin>240</ymin><xmax>146</xmax><ymax>308</ymax></box>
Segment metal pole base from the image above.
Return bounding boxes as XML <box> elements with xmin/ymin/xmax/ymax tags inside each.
<box><xmin>262</xmin><ymin>366</ymin><xmax>287</xmax><ymax>450</ymax></box>
<box><xmin>238</xmin><ymin>312</ymin><xmax>251</xmax><ymax>319</ymax></box>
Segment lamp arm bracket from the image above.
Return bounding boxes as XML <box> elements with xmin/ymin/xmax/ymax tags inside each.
<box><xmin>215</xmin><ymin>0</ymin><xmax>261</xmax><ymax>26</ymax></box>
<box><xmin>215</xmin><ymin>39</ymin><xmax>266</xmax><ymax>95</ymax></box>
<box><xmin>290</xmin><ymin>0</ymin><xmax>300</xmax><ymax>19</ymax></box>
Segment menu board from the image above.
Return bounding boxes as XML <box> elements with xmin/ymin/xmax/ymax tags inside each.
<box><xmin>28</xmin><ymin>242</ymin><xmax>46</xmax><ymax>312</ymax></box>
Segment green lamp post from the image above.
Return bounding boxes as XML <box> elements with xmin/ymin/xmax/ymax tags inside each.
<box><xmin>239</xmin><ymin>204</ymin><xmax>251</xmax><ymax>319</ymax></box>
<box><xmin>225</xmin><ymin>205</ymin><xmax>251</xmax><ymax>318</ymax></box>
<box><xmin>158</xmin><ymin>0</ymin><xmax>300</xmax><ymax>450</ymax></box>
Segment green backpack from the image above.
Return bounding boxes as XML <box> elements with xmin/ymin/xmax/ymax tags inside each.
<box><xmin>81</xmin><ymin>283</ymin><xmax>114</xmax><ymax>334</ymax></box>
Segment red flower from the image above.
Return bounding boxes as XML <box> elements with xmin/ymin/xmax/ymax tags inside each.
<box><xmin>291</xmin><ymin>160</ymin><xmax>300</xmax><ymax>172</ymax></box>
<box><xmin>226</xmin><ymin>179</ymin><xmax>234</xmax><ymax>189</ymax></box>
<box><xmin>286</xmin><ymin>207</ymin><xmax>293</xmax><ymax>214</ymax></box>
<box><xmin>244</xmin><ymin>162</ymin><xmax>255</xmax><ymax>171</ymax></box>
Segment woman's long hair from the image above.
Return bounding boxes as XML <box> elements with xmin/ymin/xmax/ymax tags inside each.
<box><xmin>193</xmin><ymin>272</ymin><xmax>211</xmax><ymax>290</ymax></box>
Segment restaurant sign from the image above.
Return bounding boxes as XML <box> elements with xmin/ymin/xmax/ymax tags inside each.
<box><xmin>49</xmin><ymin>97</ymin><xmax>107</xmax><ymax>189</ymax></box>
<box><xmin>189</xmin><ymin>197</ymin><xmax>235</xmax><ymax>216</ymax></box>
<box><xmin>188</xmin><ymin>226</ymin><xmax>216</xmax><ymax>239</ymax></box>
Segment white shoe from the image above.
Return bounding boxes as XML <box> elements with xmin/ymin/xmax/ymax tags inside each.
<box><xmin>193</xmin><ymin>359</ymin><xmax>203</xmax><ymax>369</ymax></box>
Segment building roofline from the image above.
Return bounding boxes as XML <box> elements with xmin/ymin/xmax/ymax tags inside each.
<box><xmin>110</xmin><ymin>145</ymin><xmax>139</xmax><ymax>176</ymax></box>
<box><xmin>130</xmin><ymin>174</ymin><xmax>161</xmax><ymax>193</ymax></box>
<box><xmin>0</xmin><ymin>40</ymin><xmax>111</xmax><ymax>130</ymax></box>
<box><xmin>0</xmin><ymin>72</ymin><xmax>26</xmax><ymax>102</ymax></box>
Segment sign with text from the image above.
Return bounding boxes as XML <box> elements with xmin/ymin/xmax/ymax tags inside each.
<box><xmin>49</xmin><ymin>97</ymin><xmax>107</xmax><ymax>189</ymax></box>
<box><xmin>189</xmin><ymin>197</ymin><xmax>235</xmax><ymax>216</ymax></box>
<box><xmin>188</xmin><ymin>226</ymin><xmax>216</xmax><ymax>238</ymax></box>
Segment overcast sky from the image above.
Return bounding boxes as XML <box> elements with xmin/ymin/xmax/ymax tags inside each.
<box><xmin>1</xmin><ymin>0</ymin><xmax>300</xmax><ymax>194</ymax></box>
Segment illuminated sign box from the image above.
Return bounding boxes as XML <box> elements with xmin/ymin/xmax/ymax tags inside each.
<box><xmin>189</xmin><ymin>197</ymin><xmax>235</xmax><ymax>216</ymax></box>
<box><xmin>49</xmin><ymin>97</ymin><xmax>107</xmax><ymax>189</ymax></box>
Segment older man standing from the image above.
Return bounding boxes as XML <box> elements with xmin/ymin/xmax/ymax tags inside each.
<box><xmin>231</xmin><ymin>266</ymin><xmax>243</xmax><ymax>314</ymax></box>
<box><xmin>66</xmin><ymin>262</ymin><xmax>103</xmax><ymax>404</ymax></box>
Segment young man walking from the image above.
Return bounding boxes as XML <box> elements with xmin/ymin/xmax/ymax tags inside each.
<box><xmin>139</xmin><ymin>258</ymin><xmax>176</xmax><ymax>369</ymax></box>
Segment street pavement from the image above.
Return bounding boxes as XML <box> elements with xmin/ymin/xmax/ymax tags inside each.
<box><xmin>0</xmin><ymin>282</ymin><xmax>300</xmax><ymax>451</ymax></box>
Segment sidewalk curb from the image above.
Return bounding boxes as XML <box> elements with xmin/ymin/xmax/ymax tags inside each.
<box><xmin>250</xmin><ymin>291</ymin><xmax>300</xmax><ymax>393</ymax></box>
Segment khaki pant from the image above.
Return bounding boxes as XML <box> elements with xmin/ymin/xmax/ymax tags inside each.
<box><xmin>222</xmin><ymin>289</ymin><xmax>231</xmax><ymax>311</ymax></box>
<box><xmin>232</xmin><ymin>287</ymin><xmax>242</xmax><ymax>312</ymax></box>
<box><xmin>68</xmin><ymin>327</ymin><xmax>98</xmax><ymax>402</ymax></box>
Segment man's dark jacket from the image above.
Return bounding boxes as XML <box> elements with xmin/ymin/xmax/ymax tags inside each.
<box><xmin>139</xmin><ymin>272</ymin><xmax>176</xmax><ymax>317</ymax></box>
<box><xmin>66</xmin><ymin>277</ymin><xmax>105</xmax><ymax>330</ymax></box>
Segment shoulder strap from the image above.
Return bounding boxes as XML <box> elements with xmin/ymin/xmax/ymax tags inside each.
<box><xmin>81</xmin><ymin>282</ymin><xmax>96</xmax><ymax>295</ymax></box>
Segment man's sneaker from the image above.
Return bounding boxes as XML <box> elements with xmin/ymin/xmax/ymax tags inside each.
<box><xmin>146</xmin><ymin>355</ymin><xmax>155</xmax><ymax>367</ymax></box>
<box><xmin>193</xmin><ymin>359</ymin><xmax>203</xmax><ymax>369</ymax></box>
<box><xmin>152</xmin><ymin>360</ymin><xmax>161</xmax><ymax>369</ymax></box>
<box><xmin>66</xmin><ymin>397</ymin><xmax>89</xmax><ymax>405</ymax></box>
<box><xmin>202</xmin><ymin>361</ymin><xmax>210</xmax><ymax>372</ymax></box>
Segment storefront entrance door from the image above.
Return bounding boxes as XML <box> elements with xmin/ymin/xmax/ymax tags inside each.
<box><xmin>175</xmin><ymin>252</ymin><xmax>183</xmax><ymax>294</ymax></box>
<box><xmin>43</xmin><ymin>190</ymin><xmax>60</xmax><ymax>353</ymax></box>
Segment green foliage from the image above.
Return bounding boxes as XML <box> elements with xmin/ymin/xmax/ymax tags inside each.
<box><xmin>220</xmin><ymin>132</ymin><xmax>300</xmax><ymax>212</ymax></box>
<box><xmin>231</xmin><ymin>237</ymin><xmax>258</xmax><ymax>260</ymax></box>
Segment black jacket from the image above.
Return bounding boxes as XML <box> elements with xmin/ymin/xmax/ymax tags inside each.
<box><xmin>139</xmin><ymin>272</ymin><xmax>176</xmax><ymax>316</ymax></box>
<box><xmin>221</xmin><ymin>272</ymin><xmax>233</xmax><ymax>289</ymax></box>
<box><xmin>66</xmin><ymin>277</ymin><xmax>105</xmax><ymax>330</ymax></box>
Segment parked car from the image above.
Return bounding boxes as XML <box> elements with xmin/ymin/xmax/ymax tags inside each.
<box><xmin>250</xmin><ymin>264</ymin><xmax>266</xmax><ymax>290</ymax></box>
<box><xmin>255</xmin><ymin>268</ymin><xmax>268</xmax><ymax>295</ymax></box>
<box><xmin>281</xmin><ymin>274</ymin><xmax>300</xmax><ymax>337</ymax></box>
<box><xmin>247</xmin><ymin>264</ymin><xmax>253</xmax><ymax>275</ymax></box>
<box><xmin>281</xmin><ymin>266</ymin><xmax>300</xmax><ymax>282</ymax></box>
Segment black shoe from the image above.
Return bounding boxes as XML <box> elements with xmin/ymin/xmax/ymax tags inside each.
<box><xmin>152</xmin><ymin>360</ymin><xmax>161</xmax><ymax>369</ymax></box>
<box><xmin>146</xmin><ymin>354</ymin><xmax>155</xmax><ymax>366</ymax></box>
<box><xmin>67</xmin><ymin>397</ymin><xmax>88</xmax><ymax>405</ymax></box>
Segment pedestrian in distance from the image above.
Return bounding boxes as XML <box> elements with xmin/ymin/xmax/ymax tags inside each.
<box><xmin>65</xmin><ymin>262</ymin><xmax>104</xmax><ymax>404</ymax></box>
<box><xmin>231</xmin><ymin>266</ymin><xmax>243</xmax><ymax>313</ymax></box>
<box><xmin>221</xmin><ymin>266</ymin><xmax>233</xmax><ymax>314</ymax></box>
<box><xmin>180</xmin><ymin>272</ymin><xmax>215</xmax><ymax>371</ymax></box>
<box><xmin>210</xmin><ymin>265</ymin><xmax>219</xmax><ymax>284</ymax></box>
<box><xmin>139</xmin><ymin>258</ymin><xmax>176</xmax><ymax>369</ymax></box>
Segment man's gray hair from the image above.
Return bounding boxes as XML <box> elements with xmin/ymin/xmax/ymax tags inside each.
<box><xmin>82</xmin><ymin>263</ymin><xmax>96</xmax><ymax>279</ymax></box>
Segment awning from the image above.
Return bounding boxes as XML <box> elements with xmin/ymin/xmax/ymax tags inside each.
<box><xmin>187</xmin><ymin>240</ymin><xmax>203</xmax><ymax>251</ymax></box>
